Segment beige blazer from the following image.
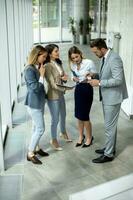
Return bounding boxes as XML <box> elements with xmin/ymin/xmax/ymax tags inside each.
<box><xmin>45</xmin><ymin>62</ymin><xmax>65</xmax><ymax>100</ymax></box>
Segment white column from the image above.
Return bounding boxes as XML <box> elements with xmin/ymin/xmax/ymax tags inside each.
<box><xmin>13</xmin><ymin>0</ymin><xmax>21</xmax><ymax>87</ymax></box>
<box><xmin>0</xmin><ymin>0</ymin><xmax>12</xmax><ymax>127</ymax></box>
<box><xmin>6</xmin><ymin>0</ymin><xmax>18</xmax><ymax>103</ymax></box>
<box><xmin>18</xmin><ymin>0</ymin><xmax>24</xmax><ymax>74</ymax></box>
<box><xmin>0</xmin><ymin>104</ymin><xmax>4</xmax><ymax>172</ymax></box>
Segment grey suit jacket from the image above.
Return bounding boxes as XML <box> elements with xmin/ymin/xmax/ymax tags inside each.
<box><xmin>24</xmin><ymin>65</ymin><xmax>45</xmax><ymax>109</ymax></box>
<box><xmin>99</xmin><ymin>50</ymin><xmax>128</xmax><ymax>105</ymax></box>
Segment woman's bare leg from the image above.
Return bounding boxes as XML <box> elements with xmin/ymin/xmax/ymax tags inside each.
<box><xmin>77</xmin><ymin>120</ymin><xmax>84</xmax><ymax>143</ymax></box>
<box><xmin>84</xmin><ymin>120</ymin><xmax>92</xmax><ymax>144</ymax></box>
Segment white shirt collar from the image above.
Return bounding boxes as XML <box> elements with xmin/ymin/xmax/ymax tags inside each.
<box><xmin>35</xmin><ymin>64</ymin><xmax>38</xmax><ymax>70</ymax></box>
<box><xmin>104</xmin><ymin>49</ymin><xmax>110</xmax><ymax>60</ymax></box>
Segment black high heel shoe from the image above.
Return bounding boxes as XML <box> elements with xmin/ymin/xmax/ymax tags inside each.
<box><xmin>75</xmin><ymin>135</ymin><xmax>85</xmax><ymax>147</ymax></box>
<box><xmin>82</xmin><ymin>136</ymin><xmax>94</xmax><ymax>148</ymax></box>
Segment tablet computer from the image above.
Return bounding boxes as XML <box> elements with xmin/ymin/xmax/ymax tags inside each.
<box><xmin>56</xmin><ymin>83</ymin><xmax>75</xmax><ymax>89</ymax></box>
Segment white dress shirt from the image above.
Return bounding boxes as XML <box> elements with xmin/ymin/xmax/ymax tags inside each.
<box><xmin>35</xmin><ymin>65</ymin><xmax>44</xmax><ymax>84</ymax></box>
<box><xmin>70</xmin><ymin>59</ymin><xmax>97</xmax><ymax>82</ymax></box>
<box><xmin>104</xmin><ymin>49</ymin><xmax>111</xmax><ymax>61</ymax></box>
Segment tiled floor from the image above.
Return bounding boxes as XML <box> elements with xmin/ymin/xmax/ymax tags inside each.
<box><xmin>0</xmin><ymin>175</ymin><xmax>23</xmax><ymax>200</ymax></box>
<box><xmin>70</xmin><ymin>173</ymin><xmax>133</xmax><ymax>200</ymax></box>
<box><xmin>0</xmin><ymin>43</ymin><xmax>133</xmax><ymax>200</ymax></box>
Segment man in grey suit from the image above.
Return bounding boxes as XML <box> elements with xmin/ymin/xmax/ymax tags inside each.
<box><xmin>88</xmin><ymin>38</ymin><xmax>128</xmax><ymax>163</ymax></box>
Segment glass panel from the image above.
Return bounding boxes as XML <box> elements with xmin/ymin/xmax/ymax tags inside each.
<box><xmin>33</xmin><ymin>0</ymin><xmax>40</xmax><ymax>43</ymax></box>
<box><xmin>32</xmin><ymin>0</ymin><xmax>75</xmax><ymax>43</ymax></box>
<box><xmin>89</xmin><ymin>0</ymin><xmax>108</xmax><ymax>39</ymax></box>
<box><xmin>40</xmin><ymin>0</ymin><xmax>60</xmax><ymax>43</ymax></box>
<box><xmin>62</xmin><ymin>0</ymin><xmax>73</xmax><ymax>42</ymax></box>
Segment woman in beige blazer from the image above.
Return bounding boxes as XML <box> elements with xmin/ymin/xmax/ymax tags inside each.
<box><xmin>45</xmin><ymin>44</ymin><xmax>72</xmax><ymax>150</ymax></box>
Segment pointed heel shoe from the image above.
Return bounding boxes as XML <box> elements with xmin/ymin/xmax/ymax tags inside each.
<box><xmin>82</xmin><ymin>136</ymin><xmax>94</xmax><ymax>148</ymax></box>
<box><xmin>60</xmin><ymin>133</ymin><xmax>72</xmax><ymax>142</ymax></box>
<box><xmin>50</xmin><ymin>140</ymin><xmax>63</xmax><ymax>151</ymax></box>
<box><xmin>75</xmin><ymin>135</ymin><xmax>85</xmax><ymax>147</ymax></box>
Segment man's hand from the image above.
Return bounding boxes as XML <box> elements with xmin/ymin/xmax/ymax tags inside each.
<box><xmin>88</xmin><ymin>79</ymin><xmax>100</xmax><ymax>87</ymax></box>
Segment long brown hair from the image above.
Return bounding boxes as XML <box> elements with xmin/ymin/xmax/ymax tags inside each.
<box><xmin>27</xmin><ymin>45</ymin><xmax>47</xmax><ymax>66</ymax></box>
<box><xmin>45</xmin><ymin>44</ymin><xmax>62</xmax><ymax>65</ymax></box>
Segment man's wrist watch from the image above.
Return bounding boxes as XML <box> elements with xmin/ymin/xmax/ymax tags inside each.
<box><xmin>98</xmin><ymin>81</ymin><xmax>101</xmax><ymax>86</ymax></box>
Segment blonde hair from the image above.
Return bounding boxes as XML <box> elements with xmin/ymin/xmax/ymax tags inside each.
<box><xmin>68</xmin><ymin>46</ymin><xmax>84</xmax><ymax>70</ymax></box>
<box><xmin>27</xmin><ymin>45</ymin><xmax>47</xmax><ymax>66</ymax></box>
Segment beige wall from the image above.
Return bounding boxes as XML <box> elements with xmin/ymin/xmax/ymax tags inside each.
<box><xmin>107</xmin><ymin>0</ymin><xmax>133</xmax><ymax>117</ymax></box>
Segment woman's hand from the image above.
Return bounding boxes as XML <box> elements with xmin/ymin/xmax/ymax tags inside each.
<box><xmin>73</xmin><ymin>76</ymin><xmax>79</xmax><ymax>82</ymax></box>
<box><xmin>86</xmin><ymin>72</ymin><xmax>94</xmax><ymax>79</ymax></box>
<box><xmin>39</xmin><ymin>64</ymin><xmax>45</xmax><ymax>77</ymax></box>
<box><xmin>61</xmin><ymin>74</ymin><xmax>68</xmax><ymax>81</ymax></box>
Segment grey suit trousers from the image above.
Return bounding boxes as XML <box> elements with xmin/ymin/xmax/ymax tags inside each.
<box><xmin>102</xmin><ymin>103</ymin><xmax>121</xmax><ymax>157</ymax></box>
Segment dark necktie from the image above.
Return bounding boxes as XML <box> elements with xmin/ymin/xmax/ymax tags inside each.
<box><xmin>99</xmin><ymin>57</ymin><xmax>105</xmax><ymax>101</ymax></box>
<box><xmin>100</xmin><ymin>57</ymin><xmax>105</xmax><ymax>72</ymax></box>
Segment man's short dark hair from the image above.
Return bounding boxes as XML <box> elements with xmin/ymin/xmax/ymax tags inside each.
<box><xmin>90</xmin><ymin>38</ymin><xmax>107</xmax><ymax>49</ymax></box>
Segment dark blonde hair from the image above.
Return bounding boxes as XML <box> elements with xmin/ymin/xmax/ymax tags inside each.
<box><xmin>27</xmin><ymin>45</ymin><xmax>47</xmax><ymax>65</ymax></box>
<box><xmin>68</xmin><ymin>46</ymin><xmax>84</xmax><ymax>69</ymax></box>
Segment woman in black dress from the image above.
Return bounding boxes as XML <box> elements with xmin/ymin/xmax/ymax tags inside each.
<box><xmin>68</xmin><ymin>46</ymin><xmax>97</xmax><ymax>147</ymax></box>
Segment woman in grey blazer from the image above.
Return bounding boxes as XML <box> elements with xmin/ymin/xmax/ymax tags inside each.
<box><xmin>24</xmin><ymin>45</ymin><xmax>49</xmax><ymax>164</ymax></box>
<box><xmin>45</xmin><ymin>44</ymin><xmax>72</xmax><ymax>151</ymax></box>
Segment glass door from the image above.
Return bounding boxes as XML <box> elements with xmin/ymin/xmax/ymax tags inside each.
<box><xmin>33</xmin><ymin>0</ymin><xmax>73</xmax><ymax>43</ymax></box>
<box><xmin>40</xmin><ymin>0</ymin><xmax>60</xmax><ymax>43</ymax></box>
<box><xmin>61</xmin><ymin>0</ymin><xmax>73</xmax><ymax>42</ymax></box>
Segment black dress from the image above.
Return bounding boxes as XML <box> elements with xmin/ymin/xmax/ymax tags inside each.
<box><xmin>74</xmin><ymin>82</ymin><xmax>93</xmax><ymax>121</ymax></box>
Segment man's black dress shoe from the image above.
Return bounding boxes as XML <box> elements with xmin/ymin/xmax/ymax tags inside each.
<box><xmin>75</xmin><ymin>135</ymin><xmax>85</xmax><ymax>147</ymax></box>
<box><xmin>95</xmin><ymin>148</ymin><xmax>116</xmax><ymax>155</ymax></box>
<box><xmin>35</xmin><ymin>149</ymin><xmax>49</xmax><ymax>157</ymax></box>
<box><xmin>82</xmin><ymin>136</ymin><xmax>94</xmax><ymax>148</ymax></box>
<box><xmin>27</xmin><ymin>155</ymin><xmax>42</xmax><ymax>164</ymax></box>
<box><xmin>95</xmin><ymin>148</ymin><xmax>105</xmax><ymax>154</ymax></box>
<box><xmin>92</xmin><ymin>155</ymin><xmax>114</xmax><ymax>163</ymax></box>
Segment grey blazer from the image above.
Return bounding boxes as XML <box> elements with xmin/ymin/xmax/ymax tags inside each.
<box><xmin>100</xmin><ymin>50</ymin><xmax>128</xmax><ymax>105</ymax></box>
<box><xmin>24</xmin><ymin>65</ymin><xmax>45</xmax><ymax>109</ymax></box>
